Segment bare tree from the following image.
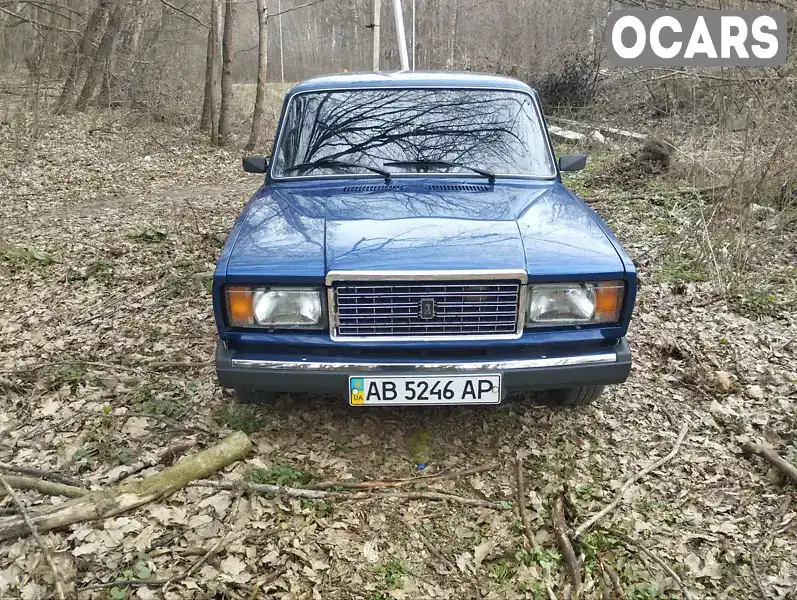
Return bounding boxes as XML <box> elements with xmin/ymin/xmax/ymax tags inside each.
<box><xmin>77</xmin><ymin>2</ymin><xmax>125</xmax><ymax>110</ymax></box>
<box><xmin>55</xmin><ymin>0</ymin><xmax>113</xmax><ymax>114</ymax></box>
<box><xmin>200</xmin><ymin>24</ymin><xmax>214</xmax><ymax>130</ymax></box>
<box><xmin>210</xmin><ymin>0</ymin><xmax>224</xmax><ymax>145</ymax></box>
<box><xmin>245</xmin><ymin>0</ymin><xmax>268</xmax><ymax>152</ymax></box>
<box><xmin>217</xmin><ymin>0</ymin><xmax>235</xmax><ymax>145</ymax></box>
<box><xmin>125</xmin><ymin>0</ymin><xmax>148</xmax><ymax>108</ymax></box>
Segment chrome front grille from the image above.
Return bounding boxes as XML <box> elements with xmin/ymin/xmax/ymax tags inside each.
<box><xmin>329</xmin><ymin>276</ymin><xmax>525</xmax><ymax>340</ymax></box>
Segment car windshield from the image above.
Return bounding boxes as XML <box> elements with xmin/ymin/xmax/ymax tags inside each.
<box><xmin>271</xmin><ymin>88</ymin><xmax>556</xmax><ymax>179</ymax></box>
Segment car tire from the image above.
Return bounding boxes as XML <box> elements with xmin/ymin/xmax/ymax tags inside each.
<box><xmin>539</xmin><ymin>385</ymin><xmax>605</xmax><ymax>406</ymax></box>
<box><xmin>234</xmin><ymin>388</ymin><xmax>277</xmax><ymax>405</ymax></box>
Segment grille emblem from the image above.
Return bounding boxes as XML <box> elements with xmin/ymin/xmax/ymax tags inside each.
<box><xmin>419</xmin><ymin>298</ymin><xmax>436</xmax><ymax>320</ymax></box>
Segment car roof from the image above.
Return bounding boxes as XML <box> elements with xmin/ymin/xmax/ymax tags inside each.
<box><xmin>287</xmin><ymin>71</ymin><xmax>535</xmax><ymax>96</ymax></box>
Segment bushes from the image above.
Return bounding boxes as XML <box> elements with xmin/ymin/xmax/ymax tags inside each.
<box><xmin>531</xmin><ymin>51</ymin><xmax>602</xmax><ymax>109</ymax></box>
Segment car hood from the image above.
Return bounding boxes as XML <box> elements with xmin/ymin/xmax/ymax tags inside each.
<box><xmin>223</xmin><ymin>181</ymin><xmax>626</xmax><ymax>280</ymax></box>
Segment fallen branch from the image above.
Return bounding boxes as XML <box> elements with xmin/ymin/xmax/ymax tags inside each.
<box><xmin>750</xmin><ymin>496</ymin><xmax>792</xmax><ymax>599</ymax></box>
<box><xmin>552</xmin><ymin>495</ymin><xmax>582</xmax><ymax>599</ymax></box>
<box><xmin>0</xmin><ymin>432</ymin><xmax>252</xmax><ymax>541</ymax></box>
<box><xmin>598</xmin><ymin>556</ymin><xmax>625</xmax><ymax>599</ymax></box>
<box><xmin>0</xmin><ymin>475</ymin><xmax>88</xmax><ymax>499</ymax></box>
<box><xmin>0</xmin><ymin>475</ymin><xmax>66</xmax><ymax>600</ymax></box>
<box><xmin>191</xmin><ymin>479</ymin><xmax>502</xmax><ymax>508</ymax></box>
<box><xmin>574</xmin><ymin>421</ymin><xmax>689</xmax><ymax>539</ymax></box>
<box><xmin>614</xmin><ymin>531</ymin><xmax>694</xmax><ymax>600</ymax></box>
<box><xmin>405</xmin><ymin>521</ymin><xmax>455</xmax><ymax>573</ymax></box>
<box><xmin>0</xmin><ymin>461</ymin><xmax>83</xmax><ymax>487</ymax></box>
<box><xmin>0</xmin><ymin>358</ymin><xmax>211</xmax><ymax>376</ymax></box>
<box><xmin>310</xmin><ymin>460</ymin><xmax>501</xmax><ymax>490</ymax></box>
<box><xmin>742</xmin><ymin>440</ymin><xmax>797</xmax><ymax>485</ymax></box>
<box><xmin>515</xmin><ymin>459</ymin><xmax>538</xmax><ymax>550</ymax></box>
<box><xmin>103</xmin><ymin>439</ymin><xmax>197</xmax><ymax>484</ymax></box>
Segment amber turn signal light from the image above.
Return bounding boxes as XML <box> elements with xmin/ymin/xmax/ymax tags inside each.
<box><xmin>594</xmin><ymin>281</ymin><xmax>624</xmax><ymax>322</ymax></box>
<box><xmin>226</xmin><ymin>286</ymin><xmax>254</xmax><ymax>327</ymax></box>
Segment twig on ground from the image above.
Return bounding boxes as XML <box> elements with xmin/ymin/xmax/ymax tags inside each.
<box><xmin>148</xmin><ymin>360</ymin><xmax>212</xmax><ymax>371</ymax></box>
<box><xmin>552</xmin><ymin>494</ymin><xmax>582</xmax><ymax>599</ymax></box>
<box><xmin>0</xmin><ymin>475</ymin><xmax>89</xmax><ymax>498</ymax></box>
<box><xmin>310</xmin><ymin>460</ymin><xmax>501</xmax><ymax>490</ymax></box>
<box><xmin>0</xmin><ymin>358</ymin><xmax>211</xmax><ymax>377</ymax></box>
<box><xmin>405</xmin><ymin>521</ymin><xmax>455</xmax><ymax>573</ymax></box>
<box><xmin>190</xmin><ymin>479</ymin><xmax>502</xmax><ymax>508</ymax></box>
<box><xmin>597</xmin><ymin>560</ymin><xmax>613</xmax><ymax>600</ymax></box>
<box><xmin>614</xmin><ymin>531</ymin><xmax>694</xmax><ymax>600</ymax></box>
<box><xmin>514</xmin><ymin>459</ymin><xmax>538</xmax><ymax>550</ymax></box>
<box><xmin>599</xmin><ymin>557</ymin><xmax>625</xmax><ymax>598</ymax></box>
<box><xmin>103</xmin><ymin>438</ymin><xmax>197</xmax><ymax>484</ymax></box>
<box><xmin>750</xmin><ymin>496</ymin><xmax>793</xmax><ymax>599</ymax></box>
<box><xmin>80</xmin><ymin>480</ymin><xmax>246</xmax><ymax>593</ymax></box>
<box><xmin>574</xmin><ymin>421</ymin><xmax>689</xmax><ymax>539</ymax></box>
<box><xmin>0</xmin><ymin>461</ymin><xmax>83</xmax><ymax>487</ymax></box>
<box><xmin>0</xmin><ymin>475</ymin><xmax>66</xmax><ymax>600</ymax></box>
<box><xmin>180</xmin><ymin>491</ymin><xmax>245</xmax><ymax>581</ymax></box>
<box><xmin>742</xmin><ymin>440</ymin><xmax>797</xmax><ymax>484</ymax></box>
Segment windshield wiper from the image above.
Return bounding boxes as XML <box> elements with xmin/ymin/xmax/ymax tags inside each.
<box><xmin>284</xmin><ymin>159</ymin><xmax>391</xmax><ymax>182</ymax></box>
<box><xmin>383</xmin><ymin>160</ymin><xmax>495</xmax><ymax>183</ymax></box>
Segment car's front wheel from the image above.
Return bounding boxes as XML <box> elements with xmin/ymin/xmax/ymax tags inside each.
<box><xmin>234</xmin><ymin>388</ymin><xmax>277</xmax><ymax>405</ymax></box>
<box><xmin>538</xmin><ymin>385</ymin><xmax>605</xmax><ymax>406</ymax></box>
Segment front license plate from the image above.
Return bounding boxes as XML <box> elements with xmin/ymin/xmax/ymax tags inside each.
<box><xmin>349</xmin><ymin>375</ymin><xmax>501</xmax><ymax>406</ymax></box>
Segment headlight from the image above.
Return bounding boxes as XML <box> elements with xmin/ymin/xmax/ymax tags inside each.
<box><xmin>526</xmin><ymin>281</ymin><xmax>624</xmax><ymax>327</ymax></box>
<box><xmin>226</xmin><ymin>286</ymin><xmax>325</xmax><ymax>329</ymax></box>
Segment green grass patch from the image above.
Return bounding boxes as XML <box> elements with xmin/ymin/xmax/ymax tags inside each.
<box><xmin>406</xmin><ymin>431</ymin><xmax>432</xmax><ymax>466</ymax></box>
<box><xmin>87</xmin><ymin>258</ymin><xmax>114</xmax><ymax>281</ymax></box>
<box><xmin>653</xmin><ymin>254</ymin><xmax>710</xmax><ymax>284</ymax></box>
<box><xmin>247</xmin><ymin>464</ymin><xmax>314</xmax><ymax>487</ymax></box>
<box><xmin>2</xmin><ymin>243</ymin><xmax>55</xmax><ymax>267</ymax></box>
<box><xmin>129</xmin><ymin>385</ymin><xmax>182</xmax><ymax>418</ymax></box>
<box><xmin>214</xmin><ymin>403</ymin><xmax>264</xmax><ymax>434</ymax></box>
<box><xmin>374</xmin><ymin>557</ymin><xmax>406</xmax><ymax>589</ymax></box>
<box><xmin>129</xmin><ymin>225</ymin><xmax>167</xmax><ymax>243</ymax></box>
<box><xmin>579</xmin><ymin>531</ymin><xmax>621</xmax><ymax>572</ymax></box>
<box><xmin>729</xmin><ymin>282</ymin><xmax>792</xmax><ymax>319</ymax></box>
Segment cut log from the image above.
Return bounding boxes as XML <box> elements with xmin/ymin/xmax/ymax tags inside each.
<box><xmin>0</xmin><ymin>432</ymin><xmax>252</xmax><ymax>541</ymax></box>
<box><xmin>547</xmin><ymin>116</ymin><xmax>647</xmax><ymax>142</ymax></box>
<box><xmin>743</xmin><ymin>441</ymin><xmax>797</xmax><ymax>484</ymax></box>
<box><xmin>548</xmin><ymin>125</ymin><xmax>585</xmax><ymax>143</ymax></box>
<box><xmin>103</xmin><ymin>439</ymin><xmax>197</xmax><ymax>484</ymax></box>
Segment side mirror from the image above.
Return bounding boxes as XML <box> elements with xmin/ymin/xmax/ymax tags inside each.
<box><xmin>242</xmin><ymin>156</ymin><xmax>268</xmax><ymax>173</ymax></box>
<box><xmin>559</xmin><ymin>154</ymin><xmax>587</xmax><ymax>172</ymax></box>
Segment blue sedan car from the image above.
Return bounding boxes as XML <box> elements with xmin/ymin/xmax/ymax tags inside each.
<box><xmin>213</xmin><ymin>72</ymin><xmax>636</xmax><ymax>407</ymax></box>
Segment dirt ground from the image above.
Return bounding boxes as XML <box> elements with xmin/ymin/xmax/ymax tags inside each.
<box><xmin>1</xmin><ymin>110</ymin><xmax>795</xmax><ymax>600</ymax></box>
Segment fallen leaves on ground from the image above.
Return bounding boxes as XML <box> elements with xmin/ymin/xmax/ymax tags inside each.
<box><xmin>1</xmin><ymin>105</ymin><xmax>795</xmax><ymax>599</ymax></box>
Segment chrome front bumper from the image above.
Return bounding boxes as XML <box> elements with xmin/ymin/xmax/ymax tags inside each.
<box><xmin>215</xmin><ymin>338</ymin><xmax>632</xmax><ymax>396</ymax></box>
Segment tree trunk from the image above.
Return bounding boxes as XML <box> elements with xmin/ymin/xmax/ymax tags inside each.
<box><xmin>199</xmin><ymin>23</ymin><xmax>214</xmax><ymax>131</ymax></box>
<box><xmin>55</xmin><ymin>0</ymin><xmax>112</xmax><ymax>114</ymax></box>
<box><xmin>217</xmin><ymin>0</ymin><xmax>234</xmax><ymax>146</ymax></box>
<box><xmin>210</xmin><ymin>0</ymin><xmax>223</xmax><ymax>145</ymax></box>
<box><xmin>96</xmin><ymin>4</ymin><xmax>129</xmax><ymax>107</ymax></box>
<box><xmin>76</xmin><ymin>2</ymin><xmax>124</xmax><ymax>111</ymax></box>
<box><xmin>125</xmin><ymin>0</ymin><xmax>147</xmax><ymax>108</ymax></box>
<box><xmin>244</xmin><ymin>0</ymin><xmax>268</xmax><ymax>152</ymax></box>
